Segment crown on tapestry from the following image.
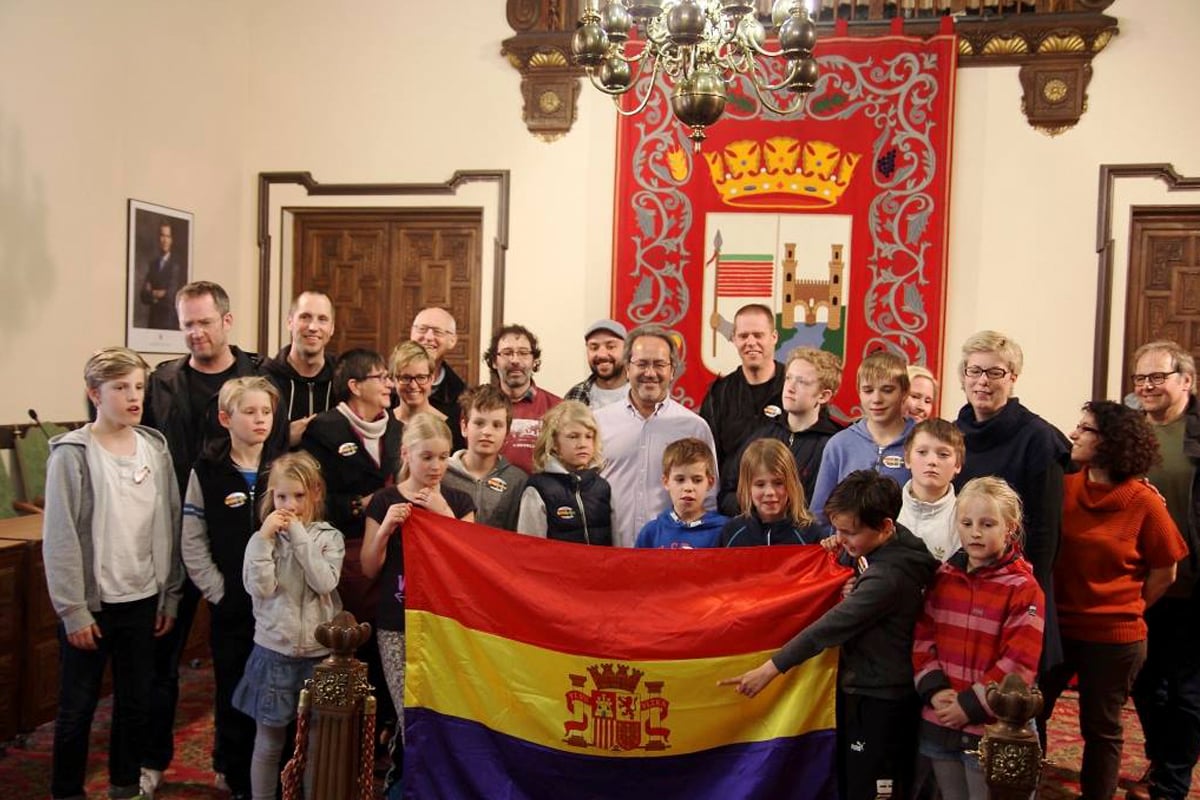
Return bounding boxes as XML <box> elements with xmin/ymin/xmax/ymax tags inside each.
<box><xmin>702</xmin><ymin>137</ymin><xmax>861</xmax><ymax>210</ymax></box>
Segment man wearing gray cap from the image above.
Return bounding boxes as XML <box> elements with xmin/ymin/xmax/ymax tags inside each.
<box><xmin>565</xmin><ymin>318</ymin><xmax>629</xmax><ymax>410</ymax></box>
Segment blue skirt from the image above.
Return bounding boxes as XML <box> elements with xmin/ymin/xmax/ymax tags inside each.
<box><xmin>232</xmin><ymin>644</ymin><xmax>320</xmax><ymax>727</ymax></box>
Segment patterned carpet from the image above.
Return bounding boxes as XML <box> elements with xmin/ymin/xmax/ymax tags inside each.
<box><xmin>1</xmin><ymin>663</ymin><xmax>1195</xmax><ymax>799</ymax></box>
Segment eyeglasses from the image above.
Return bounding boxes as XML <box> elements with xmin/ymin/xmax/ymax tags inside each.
<box><xmin>357</xmin><ymin>372</ymin><xmax>393</xmax><ymax>384</ymax></box>
<box><xmin>1073</xmin><ymin>423</ymin><xmax>1100</xmax><ymax>435</ymax></box>
<box><xmin>630</xmin><ymin>359</ymin><xmax>672</xmax><ymax>372</ymax></box>
<box><xmin>1131</xmin><ymin>369</ymin><xmax>1180</xmax><ymax>387</ymax></box>
<box><xmin>964</xmin><ymin>365</ymin><xmax>1011</xmax><ymax>381</ymax></box>
<box><xmin>395</xmin><ymin>373</ymin><xmax>432</xmax><ymax>386</ymax></box>
<box><xmin>497</xmin><ymin>348</ymin><xmax>533</xmax><ymax>359</ymax></box>
<box><xmin>412</xmin><ymin>324</ymin><xmax>454</xmax><ymax>339</ymax></box>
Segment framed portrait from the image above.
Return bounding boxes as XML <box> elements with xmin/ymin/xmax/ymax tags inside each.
<box><xmin>126</xmin><ymin>199</ymin><xmax>192</xmax><ymax>353</ymax></box>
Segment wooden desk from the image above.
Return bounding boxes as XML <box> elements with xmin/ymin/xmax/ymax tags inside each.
<box><xmin>0</xmin><ymin>513</ymin><xmax>211</xmax><ymax>736</ymax></box>
<box><xmin>0</xmin><ymin>513</ymin><xmax>58</xmax><ymax>733</ymax></box>
<box><xmin>0</xmin><ymin>537</ymin><xmax>26</xmax><ymax>741</ymax></box>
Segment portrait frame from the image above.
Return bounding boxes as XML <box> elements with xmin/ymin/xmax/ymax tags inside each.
<box><xmin>126</xmin><ymin>199</ymin><xmax>193</xmax><ymax>353</ymax></box>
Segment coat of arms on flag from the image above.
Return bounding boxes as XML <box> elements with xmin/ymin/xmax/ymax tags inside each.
<box><xmin>612</xmin><ymin>30</ymin><xmax>957</xmax><ymax>419</ymax></box>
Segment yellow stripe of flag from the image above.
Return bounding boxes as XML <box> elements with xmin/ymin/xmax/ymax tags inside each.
<box><xmin>406</xmin><ymin>609</ymin><xmax>838</xmax><ymax>757</ymax></box>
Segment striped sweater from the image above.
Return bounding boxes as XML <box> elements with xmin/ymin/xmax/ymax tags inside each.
<box><xmin>912</xmin><ymin>546</ymin><xmax>1044</xmax><ymax>740</ymax></box>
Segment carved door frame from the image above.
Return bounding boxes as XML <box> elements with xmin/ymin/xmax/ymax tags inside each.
<box><xmin>255</xmin><ymin>170</ymin><xmax>510</xmax><ymax>356</ymax></box>
<box><xmin>1093</xmin><ymin>164</ymin><xmax>1200</xmax><ymax>399</ymax></box>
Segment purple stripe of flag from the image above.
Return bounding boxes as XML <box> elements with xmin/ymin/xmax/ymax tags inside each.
<box><xmin>404</xmin><ymin>707</ymin><xmax>839</xmax><ymax>800</ymax></box>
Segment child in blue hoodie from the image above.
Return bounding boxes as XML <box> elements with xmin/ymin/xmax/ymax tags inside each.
<box><xmin>808</xmin><ymin>349</ymin><xmax>915</xmax><ymax>534</ymax></box>
<box><xmin>636</xmin><ymin>438</ymin><xmax>727</xmax><ymax>548</ymax></box>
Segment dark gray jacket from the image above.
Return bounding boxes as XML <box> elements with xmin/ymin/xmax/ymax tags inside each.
<box><xmin>772</xmin><ymin>524</ymin><xmax>937</xmax><ymax>698</ymax></box>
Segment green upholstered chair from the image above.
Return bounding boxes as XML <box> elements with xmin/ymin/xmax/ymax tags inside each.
<box><xmin>13</xmin><ymin>422</ymin><xmax>68</xmax><ymax>509</ymax></box>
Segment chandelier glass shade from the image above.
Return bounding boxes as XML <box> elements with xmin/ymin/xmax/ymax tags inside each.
<box><xmin>571</xmin><ymin>0</ymin><xmax>820</xmax><ymax>148</ymax></box>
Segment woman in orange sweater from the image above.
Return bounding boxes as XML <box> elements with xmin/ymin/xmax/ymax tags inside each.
<box><xmin>1037</xmin><ymin>400</ymin><xmax>1187</xmax><ymax>800</ymax></box>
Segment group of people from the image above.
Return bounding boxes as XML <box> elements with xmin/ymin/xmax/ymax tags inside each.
<box><xmin>40</xmin><ymin>282</ymin><xmax>1200</xmax><ymax>800</ymax></box>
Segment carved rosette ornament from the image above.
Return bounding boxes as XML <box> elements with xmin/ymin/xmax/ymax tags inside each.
<box><xmin>502</xmin><ymin>1</ymin><xmax>1118</xmax><ymax>140</ymax></box>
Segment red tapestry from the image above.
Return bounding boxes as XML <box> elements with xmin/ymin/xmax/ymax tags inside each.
<box><xmin>610</xmin><ymin>27</ymin><xmax>957</xmax><ymax>419</ymax></box>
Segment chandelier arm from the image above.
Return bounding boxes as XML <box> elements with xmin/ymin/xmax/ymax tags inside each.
<box><xmin>746</xmin><ymin>71</ymin><xmax>806</xmax><ymax>115</ymax></box>
<box><xmin>753</xmin><ymin>58</ymin><xmax>802</xmax><ymax>93</ymax></box>
<box><xmin>606</xmin><ymin>58</ymin><xmax>662</xmax><ymax>116</ymax></box>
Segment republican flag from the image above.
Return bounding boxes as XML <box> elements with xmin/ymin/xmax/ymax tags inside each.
<box><xmin>403</xmin><ymin>511</ymin><xmax>850</xmax><ymax>799</ymax></box>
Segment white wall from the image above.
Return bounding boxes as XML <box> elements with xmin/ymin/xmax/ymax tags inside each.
<box><xmin>944</xmin><ymin>0</ymin><xmax>1200</xmax><ymax>430</ymax></box>
<box><xmin>0</xmin><ymin>0</ymin><xmax>250</xmax><ymax>422</ymax></box>
<box><xmin>0</xmin><ymin>0</ymin><xmax>1196</xmax><ymax>436</ymax></box>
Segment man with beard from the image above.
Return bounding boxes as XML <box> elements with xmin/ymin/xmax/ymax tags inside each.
<box><xmin>484</xmin><ymin>323</ymin><xmax>561</xmax><ymax>474</ymax></box>
<box><xmin>700</xmin><ymin>303</ymin><xmax>787</xmax><ymax>485</ymax></box>
<box><xmin>263</xmin><ymin>291</ymin><xmax>337</xmax><ymax>447</ymax></box>
<box><xmin>594</xmin><ymin>325</ymin><xmax>718</xmax><ymax>548</ymax></box>
<box><xmin>411</xmin><ymin>306</ymin><xmax>465</xmax><ymax>419</ymax></box>
<box><xmin>565</xmin><ymin>319</ymin><xmax>628</xmax><ymax>409</ymax></box>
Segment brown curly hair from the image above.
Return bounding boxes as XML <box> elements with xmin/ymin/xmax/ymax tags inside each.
<box><xmin>1082</xmin><ymin>400</ymin><xmax>1161</xmax><ymax>483</ymax></box>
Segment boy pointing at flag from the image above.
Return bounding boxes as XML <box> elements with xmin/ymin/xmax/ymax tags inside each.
<box><xmin>721</xmin><ymin>470</ymin><xmax>937</xmax><ymax>800</ymax></box>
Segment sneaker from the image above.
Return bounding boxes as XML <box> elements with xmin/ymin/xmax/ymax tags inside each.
<box><xmin>139</xmin><ymin>767</ymin><xmax>162</xmax><ymax>798</ymax></box>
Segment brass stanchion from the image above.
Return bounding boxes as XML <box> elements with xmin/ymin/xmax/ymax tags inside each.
<box><xmin>281</xmin><ymin>611</ymin><xmax>375</xmax><ymax>800</ymax></box>
<box><xmin>978</xmin><ymin>673</ymin><xmax>1045</xmax><ymax>800</ymax></box>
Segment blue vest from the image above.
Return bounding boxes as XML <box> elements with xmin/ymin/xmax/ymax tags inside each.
<box><xmin>526</xmin><ymin>469</ymin><xmax>612</xmax><ymax>546</ymax></box>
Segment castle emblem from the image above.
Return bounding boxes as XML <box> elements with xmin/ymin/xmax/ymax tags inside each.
<box><xmin>563</xmin><ymin>663</ymin><xmax>671</xmax><ymax>752</ymax></box>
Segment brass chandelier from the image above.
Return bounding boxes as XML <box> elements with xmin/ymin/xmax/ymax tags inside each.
<box><xmin>571</xmin><ymin>0</ymin><xmax>820</xmax><ymax>149</ymax></box>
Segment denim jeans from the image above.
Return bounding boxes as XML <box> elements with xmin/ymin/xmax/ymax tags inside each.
<box><xmin>51</xmin><ymin>596</ymin><xmax>157</xmax><ymax>800</ymax></box>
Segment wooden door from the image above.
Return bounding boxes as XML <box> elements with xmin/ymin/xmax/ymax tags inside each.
<box><xmin>1123</xmin><ymin>208</ymin><xmax>1200</xmax><ymax>378</ymax></box>
<box><xmin>293</xmin><ymin>209</ymin><xmax>483</xmax><ymax>384</ymax></box>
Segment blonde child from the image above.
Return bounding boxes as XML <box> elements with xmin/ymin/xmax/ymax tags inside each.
<box><xmin>912</xmin><ymin>477</ymin><xmax>1044</xmax><ymax>800</ymax></box>
<box><xmin>516</xmin><ymin>400</ymin><xmax>613</xmax><ymax>545</ymax></box>
<box><xmin>232</xmin><ymin>452</ymin><xmax>344</xmax><ymax>800</ymax></box>
<box><xmin>898</xmin><ymin>418</ymin><xmax>965</xmax><ymax>562</ymax></box>
<box><xmin>44</xmin><ymin>347</ymin><xmax>183</xmax><ymax>800</ymax></box>
<box><xmin>719</xmin><ymin>438</ymin><xmax>818</xmax><ymax>546</ymax></box>
<box><xmin>906</xmin><ymin>364</ymin><xmax>939</xmax><ymax>422</ymax></box>
<box><xmin>808</xmin><ymin>350</ymin><xmax>914</xmax><ymax>534</ymax></box>
<box><xmin>362</xmin><ymin>412</ymin><xmax>475</xmax><ymax>777</ymax></box>
<box><xmin>718</xmin><ymin>347</ymin><xmax>844</xmax><ymax>516</ymax></box>
<box><xmin>636</xmin><ymin>437</ymin><xmax>728</xmax><ymax>549</ymax></box>
<box><xmin>181</xmin><ymin>376</ymin><xmax>281</xmax><ymax>798</ymax></box>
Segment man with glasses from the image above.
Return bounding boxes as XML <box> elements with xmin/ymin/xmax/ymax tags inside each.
<box><xmin>141</xmin><ymin>280</ymin><xmax>279</xmax><ymax>797</ymax></box>
<box><xmin>1127</xmin><ymin>341</ymin><xmax>1200</xmax><ymax>800</ymax></box>
<box><xmin>700</xmin><ymin>304</ymin><xmax>787</xmax><ymax>489</ymax></box>
<box><xmin>594</xmin><ymin>325</ymin><xmax>718</xmax><ymax>547</ymax></box>
<box><xmin>263</xmin><ymin>291</ymin><xmax>337</xmax><ymax>447</ymax></box>
<box><xmin>410</xmin><ymin>306</ymin><xmax>465</xmax><ymax>419</ymax></box>
<box><xmin>483</xmin><ymin>323</ymin><xmax>561</xmax><ymax>474</ymax></box>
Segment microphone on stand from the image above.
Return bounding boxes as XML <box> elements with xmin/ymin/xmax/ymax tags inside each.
<box><xmin>28</xmin><ymin>408</ymin><xmax>50</xmax><ymax>439</ymax></box>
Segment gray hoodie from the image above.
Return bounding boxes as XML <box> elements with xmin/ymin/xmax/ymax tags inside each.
<box><xmin>42</xmin><ymin>425</ymin><xmax>184</xmax><ymax>634</ymax></box>
<box><xmin>442</xmin><ymin>450</ymin><xmax>527</xmax><ymax>531</ymax></box>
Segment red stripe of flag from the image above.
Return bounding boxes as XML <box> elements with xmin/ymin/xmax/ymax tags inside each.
<box><xmin>402</xmin><ymin>510</ymin><xmax>850</xmax><ymax>660</ymax></box>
